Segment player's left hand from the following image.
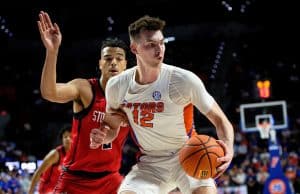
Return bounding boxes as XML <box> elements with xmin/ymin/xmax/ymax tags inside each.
<box><xmin>89</xmin><ymin>125</ymin><xmax>109</xmax><ymax>149</ymax></box>
<box><xmin>214</xmin><ymin>140</ymin><xmax>234</xmax><ymax>178</ymax></box>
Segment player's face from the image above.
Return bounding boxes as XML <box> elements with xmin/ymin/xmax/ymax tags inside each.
<box><xmin>133</xmin><ymin>30</ymin><xmax>165</xmax><ymax>67</ymax></box>
<box><xmin>62</xmin><ymin>131</ymin><xmax>72</xmax><ymax>149</ymax></box>
<box><xmin>99</xmin><ymin>47</ymin><xmax>127</xmax><ymax>79</ymax></box>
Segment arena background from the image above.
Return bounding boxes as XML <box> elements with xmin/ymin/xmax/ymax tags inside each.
<box><xmin>0</xmin><ymin>1</ymin><xmax>299</xmax><ymax>193</ymax></box>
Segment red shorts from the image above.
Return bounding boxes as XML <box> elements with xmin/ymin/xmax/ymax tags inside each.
<box><xmin>54</xmin><ymin>171</ymin><xmax>123</xmax><ymax>194</ymax></box>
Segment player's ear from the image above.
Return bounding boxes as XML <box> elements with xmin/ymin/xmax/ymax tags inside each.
<box><xmin>130</xmin><ymin>43</ymin><xmax>138</xmax><ymax>54</ymax></box>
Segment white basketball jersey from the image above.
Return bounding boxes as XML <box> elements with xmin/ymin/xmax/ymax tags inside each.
<box><xmin>106</xmin><ymin>64</ymin><xmax>215</xmax><ymax>155</ymax></box>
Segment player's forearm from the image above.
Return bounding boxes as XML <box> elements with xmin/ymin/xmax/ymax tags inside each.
<box><xmin>40</xmin><ymin>50</ymin><xmax>59</xmax><ymax>100</ymax></box>
<box><xmin>216</xmin><ymin>119</ymin><xmax>234</xmax><ymax>149</ymax></box>
<box><xmin>206</xmin><ymin>103</ymin><xmax>234</xmax><ymax>149</ymax></box>
<box><xmin>103</xmin><ymin>127</ymin><xmax>120</xmax><ymax>144</ymax></box>
<box><xmin>101</xmin><ymin>110</ymin><xmax>127</xmax><ymax>143</ymax></box>
<box><xmin>103</xmin><ymin>113</ymin><xmax>125</xmax><ymax>130</ymax></box>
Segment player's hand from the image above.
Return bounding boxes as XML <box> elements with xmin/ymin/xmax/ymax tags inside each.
<box><xmin>215</xmin><ymin>140</ymin><xmax>234</xmax><ymax>178</ymax></box>
<box><xmin>89</xmin><ymin>125</ymin><xmax>109</xmax><ymax>149</ymax></box>
<box><xmin>37</xmin><ymin>11</ymin><xmax>62</xmax><ymax>52</ymax></box>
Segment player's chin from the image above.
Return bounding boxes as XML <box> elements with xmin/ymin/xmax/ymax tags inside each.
<box><xmin>110</xmin><ymin>71</ymin><xmax>120</xmax><ymax>76</ymax></box>
<box><xmin>150</xmin><ymin>61</ymin><xmax>162</xmax><ymax>67</ymax></box>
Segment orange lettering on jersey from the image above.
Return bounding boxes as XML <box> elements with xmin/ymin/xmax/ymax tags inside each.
<box><xmin>148</xmin><ymin>102</ymin><xmax>156</xmax><ymax>113</ymax></box>
<box><xmin>156</xmin><ymin>102</ymin><xmax>164</xmax><ymax>112</ymax></box>
<box><xmin>133</xmin><ymin>103</ymin><xmax>141</xmax><ymax>109</ymax></box>
<box><xmin>140</xmin><ymin>110</ymin><xmax>154</xmax><ymax>127</ymax></box>
<box><xmin>139</xmin><ymin>102</ymin><xmax>164</xmax><ymax>113</ymax></box>
<box><xmin>127</xmin><ymin>103</ymin><xmax>133</xmax><ymax>109</ymax></box>
<box><xmin>140</xmin><ymin>103</ymin><xmax>148</xmax><ymax>111</ymax></box>
<box><xmin>123</xmin><ymin>101</ymin><xmax>165</xmax><ymax>128</ymax></box>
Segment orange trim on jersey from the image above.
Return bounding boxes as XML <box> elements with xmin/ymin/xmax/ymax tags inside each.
<box><xmin>184</xmin><ymin>103</ymin><xmax>197</xmax><ymax>137</ymax></box>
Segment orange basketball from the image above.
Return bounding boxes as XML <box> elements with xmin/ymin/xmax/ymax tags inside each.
<box><xmin>179</xmin><ymin>134</ymin><xmax>224</xmax><ymax>179</ymax></box>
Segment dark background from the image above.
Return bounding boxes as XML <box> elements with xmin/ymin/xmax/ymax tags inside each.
<box><xmin>0</xmin><ymin>1</ymin><xmax>299</xmax><ymax>159</ymax></box>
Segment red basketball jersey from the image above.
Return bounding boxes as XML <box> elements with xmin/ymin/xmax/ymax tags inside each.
<box><xmin>39</xmin><ymin>145</ymin><xmax>66</xmax><ymax>193</ymax></box>
<box><xmin>63</xmin><ymin>78</ymin><xmax>129</xmax><ymax>173</ymax></box>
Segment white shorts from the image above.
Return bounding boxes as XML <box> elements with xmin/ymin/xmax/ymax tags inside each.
<box><xmin>118</xmin><ymin>151</ymin><xmax>216</xmax><ymax>194</ymax></box>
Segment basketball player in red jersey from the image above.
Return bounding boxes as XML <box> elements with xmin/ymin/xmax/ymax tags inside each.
<box><xmin>37</xmin><ymin>11</ymin><xmax>130</xmax><ymax>194</ymax></box>
<box><xmin>28</xmin><ymin>124</ymin><xmax>71</xmax><ymax>194</ymax></box>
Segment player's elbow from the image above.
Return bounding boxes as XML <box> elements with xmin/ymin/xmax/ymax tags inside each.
<box><xmin>40</xmin><ymin>88</ymin><xmax>57</xmax><ymax>102</ymax></box>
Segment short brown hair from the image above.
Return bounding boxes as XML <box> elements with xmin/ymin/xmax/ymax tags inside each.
<box><xmin>128</xmin><ymin>15</ymin><xmax>166</xmax><ymax>41</ymax></box>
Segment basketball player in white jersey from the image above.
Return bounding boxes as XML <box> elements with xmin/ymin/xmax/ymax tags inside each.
<box><xmin>105</xmin><ymin>15</ymin><xmax>234</xmax><ymax>194</ymax></box>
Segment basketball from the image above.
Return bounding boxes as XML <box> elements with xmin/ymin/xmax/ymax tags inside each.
<box><xmin>179</xmin><ymin>134</ymin><xmax>224</xmax><ymax>179</ymax></box>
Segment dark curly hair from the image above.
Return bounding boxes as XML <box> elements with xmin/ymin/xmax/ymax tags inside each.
<box><xmin>59</xmin><ymin>123</ymin><xmax>71</xmax><ymax>140</ymax></box>
<box><xmin>100</xmin><ymin>37</ymin><xmax>128</xmax><ymax>54</ymax></box>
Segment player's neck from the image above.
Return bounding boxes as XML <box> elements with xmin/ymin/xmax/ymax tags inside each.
<box><xmin>136</xmin><ymin>63</ymin><xmax>161</xmax><ymax>85</ymax></box>
<box><xmin>65</xmin><ymin>146</ymin><xmax>71</xmax><ymax>152</ymax></box>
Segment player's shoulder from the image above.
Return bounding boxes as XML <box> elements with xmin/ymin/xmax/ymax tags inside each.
<box><xmin>163</xmin><ymin>63</ymin><xmax>193</xmax><ymax>75</ymax></box>
<box><xmin>56</xmin><ymin>145</ymin><xmax>64</xmax><ymax>152</ymax></box>
<box><xmin>163</xmin><ymin>63</ymin><xmax>195</xmax><ymax>80</ymax></box>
